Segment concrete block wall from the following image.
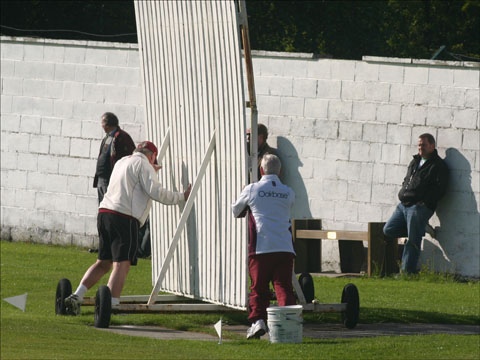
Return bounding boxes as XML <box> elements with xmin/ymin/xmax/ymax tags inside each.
<box><xmin>1</xmin><ymin>37</ymin><xmax>145</xmax><ymax>247</ymax></box>
<box><xmin>250</xmin><ymin>54</ymin><xmax>479</xmax><ymax>277</ymax></box>
<box><xmin>1</xmin><ymin>37</ymin><xmax>479</xmax><ymax>277</ymax></box>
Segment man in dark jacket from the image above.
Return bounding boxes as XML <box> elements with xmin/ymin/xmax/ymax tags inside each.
<box><xmin>246</xmin><ymin>123</ymin><xmax>280</xmax><ymax>181</ymax></box>
<box><xmin>383</xmin><ymin>133</ymin><xmax>448</xmax><ymax>274</ymax></box>
<box><xmin>93</xmin><ymin>112</ymin><xmax>136</xmax><ymax>204</ymax></box>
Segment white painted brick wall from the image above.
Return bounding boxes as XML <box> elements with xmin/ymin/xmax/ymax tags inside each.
<box><xmin>426</xmin><ymin>107</ymin><xmax>453</xmax><ymax>127</ymax></box>
<box><xmin>437</xmin><ymin>128</ymin><xmax>463</xmax><ymax>148</ymax></box>
<box><xmin>1</xmin><ymin>37</ymin><xmax>478</xmax><ymax>277</ymax></box>
<box><xmin>304</xmin><ymin>98</ymin><xmax>328</xmax><ymax>118</ymax></box>
<box><xmin>331</xmin><ymin>60</ymin><xmax>355</xmax><ymax>80</ymax></box>
<box><xmin>454</xmin><ymin>68</ymin><xmax>480</xmax><ymax>88</ymax></box>
<box><xmin>401</xmin><ymin>105</ymin><xmax>427</xmax><ymax>125</ymax></box>
<box><xmin>268</xmin><ymin>77</ymin><xmax>293</xmax><ymax>96</ymax></box>
<box><xmin>365</xmin><ymin>82</ymin><xmax>390</xmax><ymax>102</ymax></box>
<box><xmin>377</xmin><ymin>104</ymin><xmax>401</xmax><ymax>123</ymax></box>
<box><xmin>453</xmin><ymin>109</ymin><xmax>477</xmax><ymax>129</ymax></box>
<box><xmin>355</xmin><ymin>62</ymin><xmax>378</xmax><ymax>81</ymax></box>
<box><xmin>379</xmin><ymin>64</ymin><xmax>404</xmax><ymax>83</ymax></box>
<box><xmin>338</xmin><ymin>121</ymin><xmax>362</xmax><ymax>141</ymax></box>
<box><xmin>429</xmin><ymin>67</ymin><xmax>454</xmax><ymax>86</ymax></box>
<box><xmin>1</xmin><ymin>37</ymin><xmax>145</xmax><ymax>248</ymax></box>
<box><xmin>341</xmin><ymin>81</ymin><xmax>365</xmax><ymax>100</ymax></box>
<box><xmin>317</xmin><ymin>80</ymin><xmax>341</xmax><ymax>98</ymax></box>
<box><xmin>404</xmin><ymin>66</ymin><xmax>428</xmax><ymax>84</ymax></box>
<box><xmin>465</xmin><ymin>89</ymin><xmax>479</xmax><ymax>110</ymax></box>
<box><xmin>414</xmin><ymin>85</ymin><xmax>440</xmax><ymax>106</ymax></box>
<box><xmin>328</xmin><ymin>100</ymin><xmax>352</xmax><ymax>120</ymax></box>
<box><xmin>440</xmin><ymin>87</ymin><xmax>465</xmax><ymax>107</ymax></box>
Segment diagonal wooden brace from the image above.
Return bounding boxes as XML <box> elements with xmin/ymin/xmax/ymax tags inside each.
<box><xmin>148</xmin><ymin>130</ymin><xmax>217</xmax><ymax>305</ymax></box>
<box><xmin>155</xmin><ymin>128</ymin><xmax>170</xmax><ymax>166</ymax></box>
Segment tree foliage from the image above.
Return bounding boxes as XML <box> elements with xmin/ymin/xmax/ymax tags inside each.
<box><xmin>246</xmin><ymin>0</ymin><xmax>480</xmax><ymax>60</ymax></box>
<box><xmin>1</xmin><ymin>0</ymin><xmax>478</xmax><ymax>60</ymax></box>
<box><xmin>0</xmin><ymin>0</ymin><xmax>137</xmax><ymax>43</ymax></box>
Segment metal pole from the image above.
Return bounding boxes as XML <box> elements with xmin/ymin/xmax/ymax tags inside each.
<box><xmin>238</xmin><ymin>0</ymin><xmax>258</xmax><ymax>183</ymax></box>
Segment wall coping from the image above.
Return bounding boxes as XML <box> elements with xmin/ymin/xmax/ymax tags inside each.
<box><xmin>363</xmin><ymin>55</ymin><xmax>480</xmax><ymax>68</ymax></box>
<box><xmin>2</xmin><ymin>35</ymin><xmax>479</xmax><ymax>67</ymax></box>
<box><xmin>0</xmin><ymin>35</ymin><xmax>138</xmax><ymax>50</ymax></box>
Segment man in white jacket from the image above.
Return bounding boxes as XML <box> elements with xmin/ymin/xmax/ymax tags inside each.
<box><xmin>232</xmin><ymin>154</ymin><xmax>296</xmax><ymax>339</ymax></box>
<box><xmin>65</xmin><ymin>141</ymin><xmax>191</xmax><ymax>314</ymax></box>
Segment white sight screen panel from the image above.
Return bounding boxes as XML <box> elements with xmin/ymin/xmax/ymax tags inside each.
<box><xmin>134</xmin><ymin>0</ymin><xmax>248</xmax><ymax>309</ymax></box>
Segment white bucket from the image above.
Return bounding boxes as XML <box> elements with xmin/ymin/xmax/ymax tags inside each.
<box><xmin>267</xmin><ymin>305</ymin><xmax>303</xmax><ymax>343</ymax></box>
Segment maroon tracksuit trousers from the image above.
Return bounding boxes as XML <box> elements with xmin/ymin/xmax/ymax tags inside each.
<box><xmin>248</xmin><ymin>252</ymin><xmax>296</xmax><ymax>323</ymax></box>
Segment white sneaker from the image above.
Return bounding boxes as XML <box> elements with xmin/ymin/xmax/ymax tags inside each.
<box><xmin>246</xmin><ymin>319</ymin><xmax>267</xmax><ymax>339</ymax></box>
<box><xmin>64</xmin><ymin>294</ymin><xmax>82</xmax><ymax>315</ymax></box>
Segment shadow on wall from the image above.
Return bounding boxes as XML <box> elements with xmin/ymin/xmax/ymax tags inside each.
<box><xmin>423</xmin><ymin>148</ymin><xmax>480</xmax><ymax>277</ymax></box>
<box><xmin>277</xmin><ymin>136</ymin><xmax>312</xmax><ymax>219</ymax></box>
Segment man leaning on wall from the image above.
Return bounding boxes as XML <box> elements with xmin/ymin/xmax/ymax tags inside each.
<box><xmin>383</xmin><ymin>133</ymin><xmax>449</xmax><ymax>274</ymax></box>
<box><xmin>246</xmin><ymin>123</ymin><xmax>280</xmax><ymax>180</ymax></box>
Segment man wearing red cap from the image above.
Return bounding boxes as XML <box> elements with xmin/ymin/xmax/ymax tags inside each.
<box><xmin>65</xmin><ymin>141</ymin><xmax>192</xmax><ymax>314</ymax></box>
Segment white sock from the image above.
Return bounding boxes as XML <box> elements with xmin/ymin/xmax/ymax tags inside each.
<box><xmin>74</xmin><ymin>284</ymin><xmax>88</xmax><ymax>300</ymax></box>
<box><xmin>111</xmin><ymin>297</ymin><xmax>120</xmax><ymax>306</ymax></box>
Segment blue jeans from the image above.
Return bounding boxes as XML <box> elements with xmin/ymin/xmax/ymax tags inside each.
<box><xmin>383</xmin><ymin>203</ymin><xmax>434</xmax><ymax>274</ymax></box>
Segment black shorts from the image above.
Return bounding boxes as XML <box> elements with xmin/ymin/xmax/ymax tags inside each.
<box><xmin>97</xmin><ymin>212</ymin><xmax>139</xmax><ymax>266</ymax></box>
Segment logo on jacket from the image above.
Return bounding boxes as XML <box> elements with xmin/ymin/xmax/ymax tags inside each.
<box><xmin>258</xmin><ymin>190</ymin><xmax>288</xmax><ymax>199</ymax></box>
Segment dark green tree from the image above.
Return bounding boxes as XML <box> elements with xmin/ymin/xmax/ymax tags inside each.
<box><xmin>246</xmin><ymin>0</ymin><xmax>479</xmax><ymax>60</ymax></box>
<box><xmin>0</xmin><ymin>0</ymin><xmax>137</xmax><ymax>43</ymax></box>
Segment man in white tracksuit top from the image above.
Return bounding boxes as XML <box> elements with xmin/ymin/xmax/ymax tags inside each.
<box><xmin>232</xmin><ymin>154</ymin><xmax>296</xmax><ymax>339</ymax></box>
<box><xmin>65</xmin><ymin>141</ymin><xmax>191</xmax><ymax>315</ymax></box>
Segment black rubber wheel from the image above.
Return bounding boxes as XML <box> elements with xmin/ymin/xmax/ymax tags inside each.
<box><xmin>55</xmin><ymin>278</ymin><xmax>72</xmax><ymax>315</ymax></box>
<box><xmin>341</xmin><ymin>283</ymin><xmax>360</xmax><ymax>329</ymax></box>
<box><xmin>94</xmin><ymin>285</ymin><xmax>112</xmax><ymax>328</ymax></box>
<box><xmin>298</xmin><ymin>273</ymin><xmax>315</xmax><ymax>303</ymax></box>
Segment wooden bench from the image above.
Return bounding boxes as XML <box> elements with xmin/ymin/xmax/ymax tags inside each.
<box><xmin>292</xmin><ymin>219</ymin><xmax>399</xmax><ymax>277</ymax></box>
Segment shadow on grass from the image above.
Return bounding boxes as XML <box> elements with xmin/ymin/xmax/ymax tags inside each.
<box><xmin>305</xmin><ymin>308</ymin><xmax>480</xmax><ymax>325</ymax></box>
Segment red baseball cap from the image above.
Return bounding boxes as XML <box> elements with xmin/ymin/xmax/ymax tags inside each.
<box><xmin>137</xmin><ymin>141</ymin><xmax>158</xmax><ymax>164</ymax></box>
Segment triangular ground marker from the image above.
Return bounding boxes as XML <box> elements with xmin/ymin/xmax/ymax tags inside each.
<box><xmin>214</xmin><ymin>319</ymin><xmax>222</xmax><ymax>344</ymax></box>
<box><xmin>3</xmin><ymin>293</ymin><xmax>27</xmax><ymax>312</ymax></box>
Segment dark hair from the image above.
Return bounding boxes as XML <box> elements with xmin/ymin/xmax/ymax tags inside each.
<box><xmin>102</xmin><ymin>112</ymin><xmax>119</xmax><ymax>127</ymax></box>
<box><xmin>258</xmin><ymin>123</ymin><xmax>268</xmax><ymax>140</ymax></box>
<box><xmin>419</xmin><ymin>133</ymin><xmax>435</xmax><ymax>146</ymax></box>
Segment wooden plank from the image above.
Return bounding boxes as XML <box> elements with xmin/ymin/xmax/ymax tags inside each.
<box><xmin>296</xmin><ymin>230</ymin><xmax>368</xmax><ymax>241</ymax></box>
<box><xmin>82</xmin><ymin>294</ymin><xmax>186</xmax><ymax>305</ymax></box>
<box><xmin>368</xmin><ymin>222</ymin><xmax>386</xmax><ymax>276</ymax></box>
<box><xmin>115</xmin><ymin>303</ymin><xmax>233</xmax><ymax>312</ymax></box>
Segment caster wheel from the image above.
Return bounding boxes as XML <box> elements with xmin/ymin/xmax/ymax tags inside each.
<box><xmin>299</xmin><ymin>273</ymin><xmax>315</xmax><ymax>303</ymax></box>
<box><xmin>341</xmin><ymin>283</ymin><xmax>359</xmax><ymax>329</ymax></box>
<box><xmin>55</xmin><ymin>278</ymin><xmax>72</xmax><ymax>315</ymax></box>
<box><xmin>94</xmin><ymin>285</ymin><xmax>112</xmax><ymax>328</ymax></box>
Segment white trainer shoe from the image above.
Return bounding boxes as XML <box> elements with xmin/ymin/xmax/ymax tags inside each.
<box><xmin>246</xmin><ymin>319</ymin><xmax>267</xmax><ymax>339</ymax></box>
<box><xmin>64</xmin><ymin>294</ymin><xmax>82</xmax><ymax>315</ymax></box>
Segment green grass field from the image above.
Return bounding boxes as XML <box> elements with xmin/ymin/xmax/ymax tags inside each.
<box><xmin>1</xmin><ymin>240</ymin><xmax>479</xmax><ymax>359</ymax></box>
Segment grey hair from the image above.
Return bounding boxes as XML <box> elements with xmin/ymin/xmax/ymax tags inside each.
<box><xmin>134</xmin><ymin>147</ymin><xmax>154</xmax><ymax>157</ymax></box>
<box><xmin>261</xmin><ymin>154</ymin><xmax>281</xmax><ymax>175</ymax></box>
